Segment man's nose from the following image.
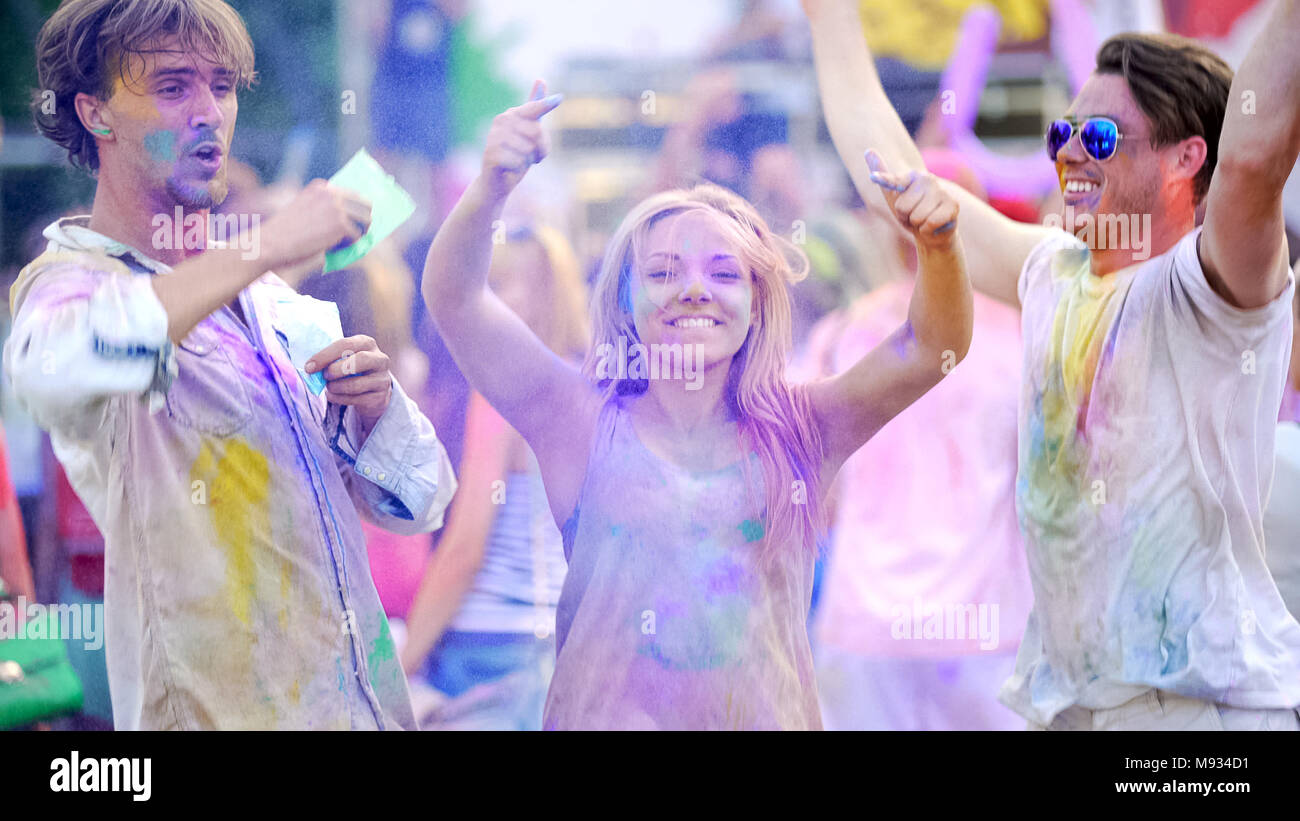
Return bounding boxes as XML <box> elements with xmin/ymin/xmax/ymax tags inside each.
<box><xmin>1057</xmin><ymin>127</ymin><xmax>1088</xmax><ymax>165</ymax></box>
<box><xmin>189</xmin><ymin>83</ymin><xmax>225</xmax><ymax>133</ymax></box>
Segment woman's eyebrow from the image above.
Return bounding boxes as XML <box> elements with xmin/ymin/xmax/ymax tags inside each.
<box><xmin>644</xmin><ymin>252</ymin><xmax>739</xmax><ymax>262</ymax></box>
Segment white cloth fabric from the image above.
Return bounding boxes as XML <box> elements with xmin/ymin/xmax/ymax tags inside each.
<box><xmin>1027</xmin><ymin>689</ymin><xmax>1300</xmax><ymax>731</ymax></box>
<box><xmin>1002</xmin><ymin>227</ymin><xmax>1300</xmax><ymax>726</ymax></box>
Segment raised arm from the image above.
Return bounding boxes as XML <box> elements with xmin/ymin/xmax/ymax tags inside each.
<box><xmin>399</xmin><ymin>392</ymin><xmax>508</xmax><ymax>674</ymax></box>
<box><xmin>803</xmin><ymin>0</ymin><xmax>1051</xmax><ymax>307</ymax></box>
<box><xmin>1200</xmin><ymin>0</ymin><xmax>1300</xmax><ymax>310</ymax></box>
<box><xmin>420</xmin><ymin>81</ymin><xmax>600</xmax><ymax>524</ymax></box>
<box><xmin>3</xmin><ymin>183</ymin><xmax>372</xmax><ymax>442</ymax></box>
<box><xmin>153</xmin><ymin>180</ymin><xmax>372</xmax><ymax>343</ymax></box>
<box><xmin>808</xmin><ymin>154</ymin><xmax>972</xmax><ymax>475</ymax></box>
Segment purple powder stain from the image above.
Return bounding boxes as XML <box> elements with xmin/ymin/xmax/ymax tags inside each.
<box><xmin>890</xmin><ymin>321</ymin><xmax>917</xmax><ymax>360</ymax></box>
<box><xmin>704</xmin><ymin>557</ymin><xmax>747</xmax><ymax>597</ymax></box>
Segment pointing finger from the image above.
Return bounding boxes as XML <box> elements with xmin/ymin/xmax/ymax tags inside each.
<box><xmin>864</xmin><ymin>149</ymin><xmax>911</xmax><ymax>193</ymax></box>
<box><xmin>516</xmin><ymin>92</ymin><xmax>564</xmax><ymax>121</ymax></box>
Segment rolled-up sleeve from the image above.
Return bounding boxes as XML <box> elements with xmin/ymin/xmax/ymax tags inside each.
<box><xmin>327</xmin><ymin>378</ymin><xmax>457</xmax><ymax>535</ymax></box>
<box><xmin>3</xmin><ymin>256</ymin><xmax>175</xmax><ymax>441</ymax></box>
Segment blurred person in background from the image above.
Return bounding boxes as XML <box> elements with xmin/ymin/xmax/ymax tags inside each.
<box><xmin>799</xmin><ymin>147</ymin><xmax>1032</xmax><ymax>730</ymax></box>
<box><xmin>401</xmin><ymin>224</ymin><xmax>586</xmax><ymax>730</ymax></box>
<box><xmin>0</xmin><ymin>423</ymin><xmax>35</xmax><ymax>604</ymax></box>
<box><xmin>368</xmin><ymin>0</ymin><xmax>466</xmax><ymax>231</ymax></box>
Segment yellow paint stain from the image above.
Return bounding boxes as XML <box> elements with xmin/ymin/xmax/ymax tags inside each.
<box><xmin>1025</xmin><ymin>253</ymin><xmax>1127</xmax><ymax>523</ymax></box>
<box><xmin>289</xmin><ymin>680</ymin><xmax>301</xmax><ymax>705</ymax></box>
<box><xmin>278</xmin><ymin>556</ymin><xmax>293</xmax><ymax>631</ymax></box>
<box><xmin>1045</xmin><ymin>261</ymin><xmax>1121</xmax><ymax>438</ymax></box>
<box><xmin>190</xmin><ymin>438</ymin><xmax>271</xmax><ymax>628</ymax></box>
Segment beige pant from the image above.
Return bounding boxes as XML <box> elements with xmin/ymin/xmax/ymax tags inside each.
<box><xmin>1029</xmin><ymin>690</ymin><xmax>1300</xmax><ymax>730</ymax></box>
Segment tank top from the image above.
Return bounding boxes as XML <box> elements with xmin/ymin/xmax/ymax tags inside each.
<box><xmin>542</xmin><ymin>396</ymin><xmax>822</xmax><ymax>729</ymax></box>
<box><xmin>452</xmin><ymin>465</ymin><xmax>567</xmax><ymax>635</ymax></box>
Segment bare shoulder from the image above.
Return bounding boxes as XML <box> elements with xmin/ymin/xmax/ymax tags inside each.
<box><xmin>529</xmin><ymin>380</ymin><xmax>607</xmax><ymax>529</ymax></box>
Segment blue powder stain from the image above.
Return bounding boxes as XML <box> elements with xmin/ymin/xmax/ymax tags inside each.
<box><xmin>738</xmin><ymin>519</ymin><xmax>764</xmax><ymax>542</ymax></box>
<box><xmin>144</xmin><ymin>130</ymin><xmax>175</xmax><ymax>163</ymax></box>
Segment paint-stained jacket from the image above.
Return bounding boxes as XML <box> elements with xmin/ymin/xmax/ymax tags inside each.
<box><xmin>3</xmin><ymin>217</ymin><xmax>457</xmax><ymax>730</ymax></box>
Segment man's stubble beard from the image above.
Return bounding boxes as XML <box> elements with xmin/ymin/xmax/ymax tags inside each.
<box><xmin>165</xmin><ymin>171</ymin><xmax>228</xmax><ymax>210</ymax></box>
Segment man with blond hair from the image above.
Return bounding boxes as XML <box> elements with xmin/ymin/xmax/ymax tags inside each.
<box><xmin>4</xmin><ymin>0</ymin><xmax>456</xmax><ymax>730</ymax></box>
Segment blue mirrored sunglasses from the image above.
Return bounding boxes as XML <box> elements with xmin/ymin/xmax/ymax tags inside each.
<box><xmin>1045</xmin><ymin>117</ymin><xmax>1125</xmax><ymax>162</ymax></box>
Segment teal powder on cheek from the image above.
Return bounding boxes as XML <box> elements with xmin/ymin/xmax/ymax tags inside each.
<box><xmin>144</xmin><ymin>130</ymin><xmax>176</xmax><ymax>163</ymax></box>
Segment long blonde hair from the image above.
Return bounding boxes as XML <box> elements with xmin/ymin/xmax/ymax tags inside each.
<box><xmin>582</xmin><ymin>183</ymin><xmax>825</xmax><ymax>559</ymax></box>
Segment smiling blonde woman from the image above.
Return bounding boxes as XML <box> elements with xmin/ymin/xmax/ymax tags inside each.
<box><xmin>420</xmin><ymin>80</ymin><xmax>972</xmax><ymax>730</ymax></box>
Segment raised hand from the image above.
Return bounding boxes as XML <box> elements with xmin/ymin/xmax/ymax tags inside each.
<box><xmin>480</xmin><ymin>79</ymin><xmax>563</xmax><ymax>202</ymax></box>
<box><xmin>865</xmin><ymin>149</ymin><xmax>959</xmax><ymax>250</ymax></box>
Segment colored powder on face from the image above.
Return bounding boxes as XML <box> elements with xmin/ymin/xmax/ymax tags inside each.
<box><xmin>738</xmin><ymin>519</ymin><xmax>764</xmax><ymax>543</ymax></box>
<box><xmin>144</xmin><ymin>130</ymin><xmax>176</xmax><ymax>163</ymax></box>
<box><xmin>191</xmin><ymin>438</ymin><xmax>271</xmax><ymax>628</ymax></box>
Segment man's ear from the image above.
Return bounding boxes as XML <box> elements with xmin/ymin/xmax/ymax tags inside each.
<box><xmin>1170</xmin><ymin>135</ymin><xmax>1208</xmax><ymax>187</ymax></box>
<box><xmin>74</xmin><ymin>92</ymin><xmax>114</xmax><ymax>139</ymax></box>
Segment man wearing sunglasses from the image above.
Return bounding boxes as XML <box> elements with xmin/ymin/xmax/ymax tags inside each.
<box><xmin>806</xmin><ymin>0</ymin><xmax>1300</xmax><ymax>730</ymax></box>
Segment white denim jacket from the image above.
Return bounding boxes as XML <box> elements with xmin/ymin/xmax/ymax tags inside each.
<box><xmin>4</xmin><ymin>217</ymin><xmax>456</xmax><ymax>730</ymax></box>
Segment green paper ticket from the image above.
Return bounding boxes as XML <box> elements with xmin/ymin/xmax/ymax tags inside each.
<box><xmin>323</xmin><ymin>148</ymin><xmax>417</xmax><ymax>273</ymax></box>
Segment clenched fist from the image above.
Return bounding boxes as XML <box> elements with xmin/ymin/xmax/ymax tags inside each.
<box><xmin>260</xmin><ymin>180</ymin><xmax>372</xmax><ymax>286</ymax></box>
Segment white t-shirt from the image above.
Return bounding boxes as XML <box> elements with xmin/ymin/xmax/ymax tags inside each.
<box><xmin>1264</xmin><ymin>423</ymin><xmax>1300</xmax><ymax>620</ymax></box>
<box><xmin>1000</xmin><ymin>227</ymin><xmax>1300</xmax><ymax>725</ymax></box>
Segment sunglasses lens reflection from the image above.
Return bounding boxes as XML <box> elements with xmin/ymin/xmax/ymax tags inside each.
<box><xmin>1047</xmin><ymin>120</ymin><xmax>1073</xmax><ymax>160</ymax></box>
<box><xmin>1081</xmin><ymin>120</ymin><xmax>1119</xmax><ymax>161</ymax></box>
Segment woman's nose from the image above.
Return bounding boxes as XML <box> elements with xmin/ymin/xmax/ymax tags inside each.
<box><xmin>677</xmin><ymin>271</ymin><xmax>711</xmax><ymax>303</ymax></box>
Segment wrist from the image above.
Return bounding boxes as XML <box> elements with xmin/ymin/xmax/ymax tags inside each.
<box><xmin>466</xmin><ymin>173</ymin><xmax>509</xmax><ymax>214</ymax></box>
<box><xmin>355</xmin><ymin>378</ymin><xmax>394</xmax><ymax>437</ymax></box>
<box><xmin>916</xmin><ymin>232</ymin><xmax>960</xmax><ymax>256</ymax></box>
